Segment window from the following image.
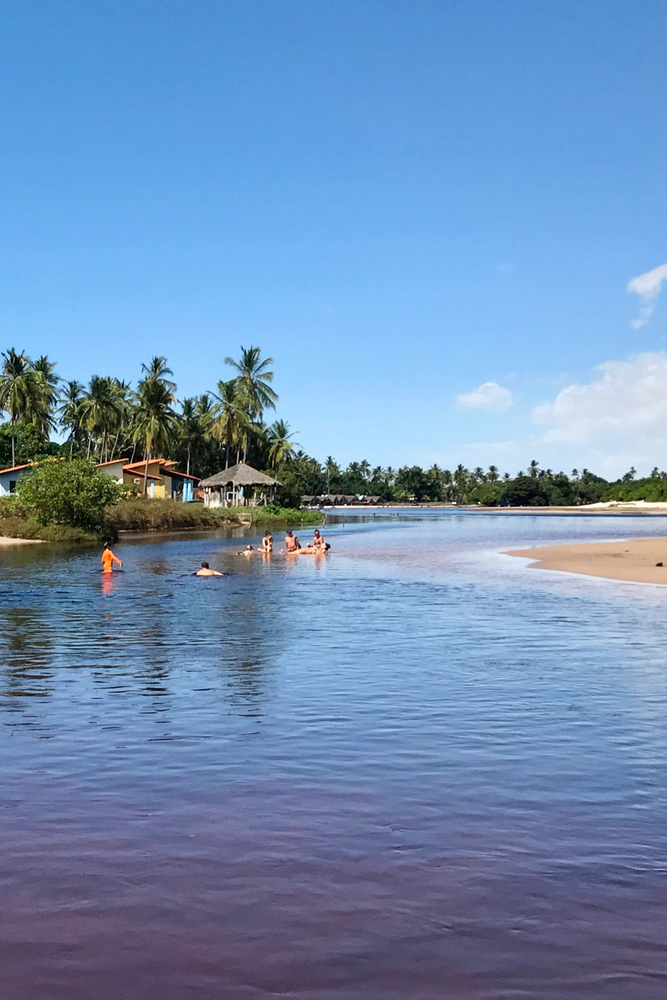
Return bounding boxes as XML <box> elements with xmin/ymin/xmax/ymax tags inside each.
<box><xmin>9</xmin><ymin>480</ymin><xmax>17</xmax><ymax>493</ymax></box>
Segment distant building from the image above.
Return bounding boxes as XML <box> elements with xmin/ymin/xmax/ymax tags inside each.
<box><xmin>0</xmin><ymin>462</ymin><xmax>33</xmax><ymax>497</ymax></box>
<box><xmin>97</xmin><ymin>458</ymin><xmax>199</xmax><ymax>501</ymax></box>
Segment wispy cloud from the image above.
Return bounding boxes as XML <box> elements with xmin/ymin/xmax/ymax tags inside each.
<box><xmin>627</xmin><ymin>263</ymin><xmax>667</xmax><ymax>329</ymax></box>
<box><xmin>456</xmin><ymin>381</ymin><xmax>513</xmax><ymax>413</ymax></box>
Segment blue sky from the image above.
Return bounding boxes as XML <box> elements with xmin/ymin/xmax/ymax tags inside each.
<box><xmin>1</xmin><ymin>0</ymin><xmax>667</xmax><ymax>476</ymax></box>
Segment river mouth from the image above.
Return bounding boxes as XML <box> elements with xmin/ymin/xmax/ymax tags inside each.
<box><xmin>2</xmin><ymin>514</ymin><xmax>667</xmax><ymax>998</ymax></box>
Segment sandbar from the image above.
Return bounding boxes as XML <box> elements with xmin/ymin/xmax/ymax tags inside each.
<box><xmin>506</xmin><ymin>537</ymin><xmax>667</xmax><ymax>585</ymax></box>
<box><xmin>0</xmin><ymin>536</ymin><xmax>43</xmax><ymax>546</ymax></box>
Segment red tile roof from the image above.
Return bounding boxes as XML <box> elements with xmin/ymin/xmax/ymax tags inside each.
<box><xmin>0</xmin><ymin>463</ymin><xmax>32</xmax><ymax>475</ymax></box>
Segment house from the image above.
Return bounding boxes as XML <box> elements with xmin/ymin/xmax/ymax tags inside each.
<box><xmin>200</xmin><ymin>462</ymin><xmax>279</xmax><ymax>508</ymax></box>
<box><xmin>0</xmin><ymin>463</ymin><xmax>33</xmax><ymax>497</ymax></box>
<box><xmin>97</xmin><ymin>458</ymin><xmax>200</xmax><ymax>501</ymax></box>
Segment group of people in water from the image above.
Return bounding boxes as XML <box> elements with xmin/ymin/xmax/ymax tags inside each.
<box><xmin>101</xmin><ymin>529</ymin><xmax>331</xmax><ymax>578</ymax></box>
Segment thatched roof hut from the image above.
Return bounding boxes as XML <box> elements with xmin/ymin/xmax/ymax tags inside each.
<box><xmin>200</xmin><ymin>463</ymin><xmax>279</xmax><ymax>489</ymax></box>
<box><xmin>200</xmin><ymin>463</ymin><xmax>280</xmax><ymax>508</ymax></box>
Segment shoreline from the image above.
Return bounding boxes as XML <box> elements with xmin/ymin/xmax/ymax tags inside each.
<box><xmin>506</xmin><ymin>536</ymin><xmax>667</xmax><ymax>585</ymax></box>
<box><xmin>323</xmin><ymin>503</ymin><xmax>667</xmax><ymax>515</ymax></box>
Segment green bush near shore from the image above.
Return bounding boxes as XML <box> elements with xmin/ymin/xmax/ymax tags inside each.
<box><xmin>108</xmin><ymin>499</ymin><xmax>320</xmax><ymax>532</ymax></box>
<box><xmin>0</xmin><ymin>500</ymin><xmax>98</xmax><ymax>542</ymax></box>
<box><xmin>13</xmin><ymin>459</ymin><xmax>123</xmax><ymax>539</ymax></box>
<box><xmin>251</xmin><ymin>504</ymin><xmax>322</xmax><ymax>525</ymax></box>
<box><xmin>109</xmin><ymin>498</ymin><xmax>243</xmax><ymax>532</ymax></box>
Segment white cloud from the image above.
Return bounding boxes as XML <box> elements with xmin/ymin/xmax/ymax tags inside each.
<box><xmin>456</xmin><ymin>381</ymin><xmax>513</xmax><ymax>413</ymax></box>
<box><xmin>533</xmin><ymin>352</ymin><xmax>667</xmax><ymax>452</ymax></box>
<box><xmin>627</xmin><ymin>263</ymin><xmax>667</xmax><ymax>329</ymax></box>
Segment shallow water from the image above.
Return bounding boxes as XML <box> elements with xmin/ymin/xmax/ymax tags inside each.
<box><xmin>1</xmin><ymin>514</ymin><xmax>667</xmax><ymax>998</ymax></box>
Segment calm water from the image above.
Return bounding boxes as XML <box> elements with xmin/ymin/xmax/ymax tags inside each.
<box><xmin>1</xmin><ymin>514</ymin><xmax>667</xmax><ymax>999</ymax></box>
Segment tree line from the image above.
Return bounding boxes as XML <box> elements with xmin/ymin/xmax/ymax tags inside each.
<box><xmin>1</xmin><ymin>345</ymin><xmax>664</xmax><ymax>506</ymax></box>
<box><xmin>0</xmin><ymin>346</ymin><xmax>295</xmax><ymax>492</ymax></box>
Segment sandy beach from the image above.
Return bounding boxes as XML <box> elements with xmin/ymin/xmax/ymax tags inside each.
<box><xmin>0</xmin><ymin>536</ymin><xmax>43</xmax><ymax>546</ymax></box>
<box><xmin>506</xmin><ymin>536</ymin><xmax>667</xmax><ymax>584</ymax></box>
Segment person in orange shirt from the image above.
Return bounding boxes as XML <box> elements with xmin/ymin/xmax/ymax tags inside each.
<box><xmin>101</xmin><ymin>543</ymin><xmax>122</xmax><ymax>573</ymax></box>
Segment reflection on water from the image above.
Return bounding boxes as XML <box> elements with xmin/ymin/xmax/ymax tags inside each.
<box><xmin>1</xmin><ymin>516</ymin><xmax>667</xmax><ymax>998</ymax></box>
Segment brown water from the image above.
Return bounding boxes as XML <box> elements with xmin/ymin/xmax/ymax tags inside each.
<box><xmin>1</xmin><ymin>514</ymin><xmax>667</xmax><ymax>998</ymax></box>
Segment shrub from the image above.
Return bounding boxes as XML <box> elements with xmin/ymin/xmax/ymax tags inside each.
<box><xmin>15</xmin><ymin>459</ymin><xmax>123</xmax><ymax>536</ymax></box>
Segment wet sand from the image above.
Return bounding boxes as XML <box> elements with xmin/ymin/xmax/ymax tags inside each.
<box><xmin>506</xmin><ymin>536</ymin><xmax>667</xmax><ymax>584</ymax></box>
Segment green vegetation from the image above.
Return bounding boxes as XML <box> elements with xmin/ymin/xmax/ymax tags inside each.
<box><xmin>0</xmin><ymin>500</ymin><xmax>98</xmax><ymax>542</ymax></box>
<box><xmin>109</xmin><ymin>498</ymin><xmax>244</xmax><ymax>532</ymax></box>
<box><xmin>13</xmin><ymin>459</ymin><xmax>123</xmax><ymax>538</ymax></box>
<box><xmin>251</xmin><ymin>504</ymin><xmax>322</xmax><ymax>525</ymax></box>
<box><xmin>603</xmin><ymin>471</ymin><xmax>667</xmax><ymax>503</ymax></box>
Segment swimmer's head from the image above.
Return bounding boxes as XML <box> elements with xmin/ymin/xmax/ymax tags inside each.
<box><xmin>201</xmin><ymin>561</ymin><xmax>209</xmax><ymax>568</ymax></box>
<box><xmin>245</xmin><ymin>545</ymin><xmax>253</xmax><ymax>551</ymax></box>
<box><xmin>314</xmin><ymin>530</ymin><xmax>321</xmax><ymax>537</ymax></box>
<box><xmin>286</xmin><ymin>530</ymin><xmax>293</xmax><ymax>536</ymax></box>
<box><xmin>264</xmin><ymin>530</ymin><xmax>272</xmax><ymax>537</ymax></box>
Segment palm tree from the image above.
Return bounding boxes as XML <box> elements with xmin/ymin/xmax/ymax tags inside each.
<box><xmin>107</xmin><ymin>379</ymin><xmax>133</xmax><ymax>461</ymax></box>
<box><xmin>487</xmin><ymin>465</ymin><xmax>499</xmax><ymax>482</ymax></box>
<box><xmin>266</xmin><ymin>419</ymin><xmax>297</xmax><ymax>469</ymax></box>
<box><xmin>178</xmin><ymin>397</ymin><xmax>211</xmax><ymax>476</ymax></box>
<box><xmin>324</xmin><ymin>456</ymin><xmax>340</xmax><ymax>493</ymax></box>
<box><xmin>210</xmin><ymin>379</ymin><xmax>248</xmax><ymax>467</ymax></box>
<box><xmin>141</xmin><ymin>356</ymin><xmax>176</xmax><ymax>394</ymax></box>
<box><xmin>0</xmin><ymin>348</ymin><xmax>42</xmax><ymax>466</ymax></box>
<box><xmin>224</xmin><ymin>346</ymin><xmax>278</xmax><ymax>421</ymax></box>
<box><xmin>31</xmin><ymin>355</ymin><xmax>59</xmax><ymax>438</ymax></box>
<box><xmin>80</xmin><ymin>376</ymin><xmax>124</xmax><ymax>461</ymax></box>
<box><xmin>58</xmin><ymin>380</ymin><xmax>86</xmax><ymax>456</ymax></box>
<box><xmin>529</xmin><ymin>459</ymin><xmax>540</xmax><ymax>478</ymax></box>
<box><xmin>132</xmin><ymin>378</ymin><xmax>177</xmax><ymax>495</ymax></box>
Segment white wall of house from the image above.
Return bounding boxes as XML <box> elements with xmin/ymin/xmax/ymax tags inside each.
<box><xmin>96</xmin><ymin>460</ymin><xmax>126</xmax><ymax>484</ymax></box>
<box><xmin>0</xmin><ymin>469</ymin><xmax>29</xmax><ymax>497</ymax></box>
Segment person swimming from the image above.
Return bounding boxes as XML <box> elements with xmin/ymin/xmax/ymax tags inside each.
<box><xmin>101</xmin><ymin>543</ymin><xmax>122</xmax><ymax>573</ymax></box>
<box><xmin>238</xmin><ymin>545</ymin><xmax>255</xmax><ymax>556</ymax></box>
<box><xmin>195</xmin><ymin>561</ymin><xmax>225</xmax><ymax>577</ymax></box>
<box><xmin>312</xmin><ymin>529</ymin><xmax>326</xmax><ymax>551</ymax></box>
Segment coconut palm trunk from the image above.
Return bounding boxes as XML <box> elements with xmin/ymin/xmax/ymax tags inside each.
<box><xmin>143</xmin><ymin>449</ymin><xmax>151</xmax><ymax>497</ymax></box>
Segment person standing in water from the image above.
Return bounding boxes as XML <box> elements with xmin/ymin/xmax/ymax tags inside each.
<box><xmin>101</xmin><ymin>543</ymin><xmax>122</xmax><ymax>573</ymax></box>
<box><xmin>261</xmin><ymin>531</ymin><xmax>273</xmax><ymax>554</ymax></box>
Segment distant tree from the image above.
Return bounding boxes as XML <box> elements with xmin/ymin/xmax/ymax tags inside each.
<box><xmin>141</xmin><ymin>356</ymin><xmax>176</xmax><ymax>394</ymax></box>
<box><xmin>394</xmin><ymin>465</ymin><xmax>429</xmax><ymax>502</ymax></box>
<box><xmin>132</xmin><ymin>377</ymin><xmax>177</xmax><ymax>495</ymax></box>
<box><xmin>502</xmin><ymin>475</ymin><xmax>549</xmax><ymax>506</ymax></box>
<box><xmin>0</xmin><ymin>348</ymin><xmax>46</xmax><ymax>466</ymax></box>
<box><xmin>225</xmin><ymin>346</ymin><xmax>278</xmax><ymax>422</ymax></box>
<box><xmin>266</xmin><ymin>419</ymin><xmax>297</xmax><ymax>469</ymax></box>
<box><xmin>58</xmin><ymin>380</ymin><xmax>86</xmax><ymax>456</ymax></box>
<box><xmin>15</xmin><ymin>458</ymin><xmax>123</xmax><ymax>536</ymax></box>
<box><xmin>211</xmin><ymin>379</ymin><xmax>248</xmax><ymax>466</ymax></box>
